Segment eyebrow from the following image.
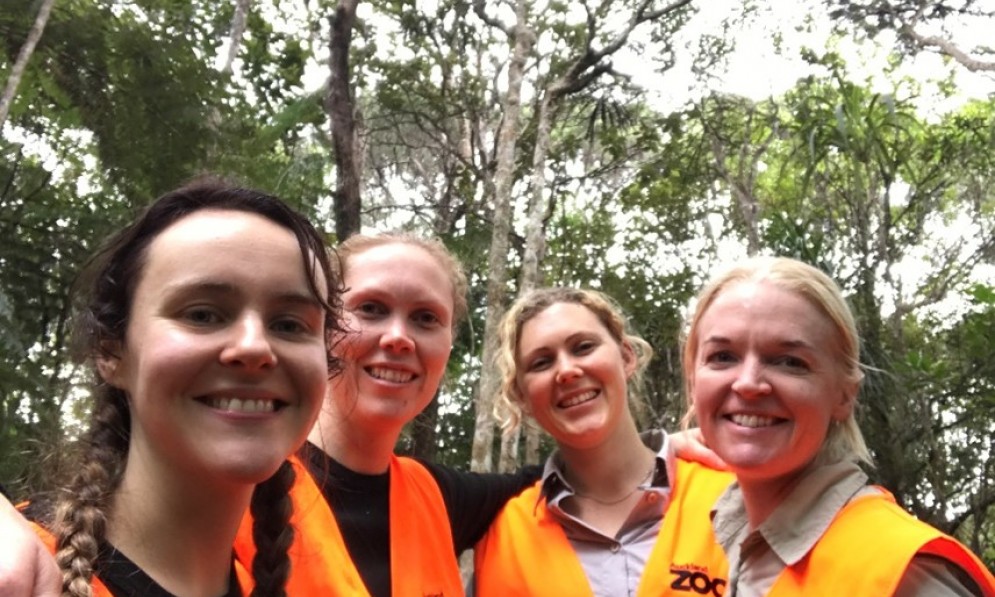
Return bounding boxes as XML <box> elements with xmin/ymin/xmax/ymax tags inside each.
<box><xmin>518</xmin><ymin>332</ymin><xmax>597</xmax><ymax>360</ymax></box>
<box><xmin>701</xmin><ymin>335</ymin><xmax>814</xmax><ymax>350</ymax></box>
<box><xmin>163</xmin><ymin>280</ymin><xmax>323</xmax><ymax>307</ymax></box>
<box><xmin>347</xmin><ymin>286</ymin><xmax>450</xmax><ymax>312</ymax></box>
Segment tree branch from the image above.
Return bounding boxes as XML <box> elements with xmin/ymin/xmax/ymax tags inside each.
<box><xmin>899</xmin><ymin>23</ymin><xmax>995</xmax><ymax>71</ymax></box>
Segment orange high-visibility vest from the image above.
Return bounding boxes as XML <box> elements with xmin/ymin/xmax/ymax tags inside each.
<box><xmin>28</xmin><ymin>522</ymin><xmax>253</xmax><ymax>597</ymax></box>
<box><xmin>236</xmin><ymin>454</ymin><xmax>464</xmax><ymax>597</ymax></box>
<box><xmin>766</xmin><ymin>489</ymin><xmax>995</xmax><ymax>597</ymax></box>
<box><xmin>474</xmin><ymin>459</ymin><xmax>733</xmax><ymax>597</ymax></box>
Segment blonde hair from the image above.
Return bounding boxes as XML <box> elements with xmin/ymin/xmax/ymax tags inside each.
<box><xmin>495</xmin><ymin>287</ymin><xmax>653</xmax><ymax>434</ymax></box>
<box><xmin>337</xmin><ymin>233</ymin><xmax>469</xmax><ymax>329</ymax></box>
<box><xmin>680</xmin><ymin>256</ymin><xmax>872</xmax><ymax>466</ymax></box>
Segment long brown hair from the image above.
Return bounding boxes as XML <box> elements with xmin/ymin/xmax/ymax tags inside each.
<box><xmin>52</xmin><ymin>177</ymin><xmax>344</xmax><ymax>597</ymax></box>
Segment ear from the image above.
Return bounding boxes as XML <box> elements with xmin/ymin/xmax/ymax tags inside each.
<box><xmin>514</xmin><ymin>383</ymin><xmax>532</xmax><ymax>416</ymax></box>
<box><xmin>832</xmin><ymin>379</ymin><xmax>858</xmax><ymax>421</ymax></box>
<box><xmin>621</xmin><ymin>340</ymin><xmax>638</xmax><ymax>379</ymax></box>
<box><xmin>95</xmin><ymin>341</ymin><xmax>126</xmax><ymax>389</ymax></box>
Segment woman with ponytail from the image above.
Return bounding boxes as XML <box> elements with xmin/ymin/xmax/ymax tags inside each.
<box><xmin>26</xmin><ymin>177</ymin><xmax>341</xmax><ymax>597</ymax></box>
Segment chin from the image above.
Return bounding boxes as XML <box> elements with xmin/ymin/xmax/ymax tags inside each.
<box><xmin>208</xmin><ymin>449</ymin><xmax>293</xmax><ymax>485</ymax></box>
<box><xmin>224</xmin><ymin>461</ymin><xmax>289</xmax><ymax>486</ymax></box>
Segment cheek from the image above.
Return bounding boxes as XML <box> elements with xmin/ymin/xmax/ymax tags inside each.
<box><xmin>688</xmin><ymin>370</ymin><xmax>709</xmax><ymax>400</ymax></box>
<box><xmin>520</xmin><ymin>373</ymin><xmax>550</xmax><ymax>405</ymax></box>
<box><xmin>121</xmin><ymin>334</ymin><xmax>195</xmax><ymax>386</ymax></box>
<box><xmin>332</xmin><ymin>326</ymin><xmax>370</xmax><ymax>360</ymax></box>
<box><xmin>421</xmin><ymin>333</ymin><xmax>453</xmax><ymax>373</ymax></box>
<box><xmin>300</xmin><ymin>343</ymin><xmax>331</xmax><ymax>379</ymax></box>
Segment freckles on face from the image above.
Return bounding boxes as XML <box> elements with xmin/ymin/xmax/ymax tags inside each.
<box><xmin>690</xmin><ymin>281</ymin><xmax>852</xmax><ymax>487</ymax></box>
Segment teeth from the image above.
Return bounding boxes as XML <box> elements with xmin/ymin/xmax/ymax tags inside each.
<box><xmin>560</xmin><ymin>390</ymin><xmax>598</xmax><ymax>408</ymax></box>
<box><xmin>209</xmin><ymin>398</ymin><xmax>277</xmax><ymax>413</ymax></box>
<box><xmin>369</xmin><ymin>367</ymin><xmax>415</xmax><ymax>383</ymax></box>
<box><xmin>730</xmin><ymin>414</ymin><xmax>777</xmax><ymax>428</ymax></box>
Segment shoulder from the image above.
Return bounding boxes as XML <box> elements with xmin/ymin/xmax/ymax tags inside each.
<box><xmin>894</xmin><ymin>554</ymin><xmax>986</xmax><ymax>597</ymax></box>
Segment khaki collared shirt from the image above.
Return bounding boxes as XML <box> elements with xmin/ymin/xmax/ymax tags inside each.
<box><xmin>711</xmin><ymin>460</ymin><xmax>981</xmax><ymax>597</ymax></box>
<box><xmin>539</xmin><ymin>429</ymin><xmax>674</xmax><ymax>597</ymax></box>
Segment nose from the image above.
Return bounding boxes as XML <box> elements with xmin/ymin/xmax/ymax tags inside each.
<box><xmin>380</xmin><ymin>317</ymin><xmax>415</xmax><ymax>353</ymax></box>
<box><xmin>731</xmin><ymin>357</ymin><xmax>770</xmax><ymax>398</ymax></box>
<box><xmin>221</xmin><ymin>314</ymin><xmax>277</xmax><ymax>370</ymax></box>
<box><xmin>554</xmin><ymin>354</ymin><xmax>582</xmax><ymax>385</ymax></box>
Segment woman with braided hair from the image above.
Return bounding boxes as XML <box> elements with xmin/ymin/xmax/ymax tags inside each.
<box><xmin>3</xmin><ymin>229</ymin><xmax>718</xmax><ymax>597</ymax></box>
<box><xmin>24</xmin><ymin>178</ymin><xmax>341</xmax><ymax>597</ymax></box>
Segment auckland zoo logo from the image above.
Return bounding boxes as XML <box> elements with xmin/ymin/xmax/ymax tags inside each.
<box><xmin>670</xmin><ymin>563</ymin><xmax>726</xmax><ymax>596</ymax></box>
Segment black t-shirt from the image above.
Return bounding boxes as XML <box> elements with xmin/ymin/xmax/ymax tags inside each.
<box><xmin>96</xmin><ymin>542</ymin><xmax>243</xmax><ymax>597</ymax></box>
<box><xmin>21</xmin><ymin>502</ymin><xmax>243</xmax><ymax>597</ymax></box>
<box><xmin>305</xmin><ymin>443</ymin><xmax>540</xmax><ymax>597</ymax></box>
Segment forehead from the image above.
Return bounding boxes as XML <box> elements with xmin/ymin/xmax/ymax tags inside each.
<box><xmin>153</xmin><ymin>208</ymin><xmax>291</xmax><ymax>249</ymax></box>
<box><xmin>518</xmin><ymin>302</ymin><xmax>607</xmax><ymax>349</ymax></box>
<box><xmin>698</xmin><ymin>281</ymin><xmax>836</xmax><ymax>343</ymax></box>
<box><xmin>344</xmin><ymin>243</ymin><xmax>453</xmax><ymax>306</ymax></box>
<box><xmin>140</xmin><ymin>209</ymin><xmax>314</xmax><ymax>288</ymax></box>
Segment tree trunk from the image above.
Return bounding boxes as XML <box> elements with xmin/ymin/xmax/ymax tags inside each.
<box><xmin>494</xmin><ymin>0</ymin><xmax>693</xmax><ymax>470</ymax></box>
<box><xmin>499</xmin><ymin>91</ymin><xmax>558</xmax><ymax>471</ymax></box>
<box><xmin>0</xmin><ymin>0</ymin><xmax>57</xmax><ymax>128</ymax></box>
<box><xmin>326</xmin><ymin>0</ymin><xmax>362</xmax><ymax>240</ymax></box>
<box><xmin>220</xmin><ymin>0</ymin><xmax>252</xmax><ymax>74</ymax></box>
<box><xmin>470</xmin><ymin>0</ymin><xmax>534</xmax><ymax>473</ymax></box>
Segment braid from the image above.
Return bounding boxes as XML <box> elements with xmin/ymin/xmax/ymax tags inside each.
<box><xmin>248</xmin><ymin>460</ymin><xmax>296</xmax><ymax>597</ymax></box>
<box><xmin>52</xmin><ymin>391</ymin><xmax>129</xmax><ymax>597</ymax></box>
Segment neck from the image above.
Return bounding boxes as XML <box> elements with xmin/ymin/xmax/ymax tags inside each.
<box><xmin>308</xmin><ymin>397</ymin><xmax>401</xmax><ymax>474</ymax></box>
<box><xmin>737</xmin><ymin>462</ymin><xmax>814</xmax><ymax>529</ymax></box>
<box><xmin>107</xmin><ymin>459</ymin><xmax>251</xmax><ymax>597</ymax></box>
<box><xmin>559</xmin><ymin>416</ymin><xmax>654</xmax><ymax>503</ymax></box>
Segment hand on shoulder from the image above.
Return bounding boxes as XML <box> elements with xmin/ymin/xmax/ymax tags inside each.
<box><xmin>0</xmin><ymin>493</ymin><xmax>61</xmax><ymax>597</ymax></box>
<box><xmin>669</xmin><ymin>428</ymin><xmax>728</xmax><ymax>471</ymax></box>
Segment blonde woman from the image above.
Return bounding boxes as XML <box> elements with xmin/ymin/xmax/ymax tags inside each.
<box><xmin>682</xmin><ymin>257</ymin><xmax>995</xmax><ymax>596</ymax></box>
<box><xmin>474</xmin><ymin>287</ymin><xmax>732</xmax><ymax>596</ymax></box>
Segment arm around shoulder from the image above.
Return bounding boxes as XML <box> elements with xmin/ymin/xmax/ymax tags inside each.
<box><xmin>894</xmin><ymin>554</ymin><xmax>993</xmax><ymax>597</ymax></box>
<box><xmin>0</xmin><ymin>493</ymin><xmax>61</xmax><ymax>597</ymax></box>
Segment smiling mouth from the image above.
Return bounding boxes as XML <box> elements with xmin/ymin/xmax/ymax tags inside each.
<box><xmin>203</xmin><ymin>397</ymin><xmax>285</xmax><ymax>413</ymax></box>
<box><xmin>559</xmin><ymin>390</ymin><xmax>598</xmax><ymax>408</ymax></box>
<box><xmin>367</xmin><ymin>366</ymin><xmax>415</xmax><ymax>383</ymax></box>
<box><xmin>727</xmin><ymin>414</ymin><xmax>782</xmax><ymax>428</ymax></box>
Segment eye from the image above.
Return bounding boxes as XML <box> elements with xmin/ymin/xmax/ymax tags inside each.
<box><xmin>182</xmin><ymin>306</ymin><xmax>224</xmax><ymax>326</ymax></box>
<box><xmin>271</xmin><ymin>317</ymin><xmax>310</xmax><ymax>335</ymax></box>
<box><xmin>773</xmin><ymin>355</ymin><xmax>809</xmax><ymax>371</ymax></box>
<box><xmin>526</xmin><ymin>355</ymin><xmax>552</xmax><ymax>372</ymax></box>
<box><xmin>572</xmin><ymin>339</ymin><xmax>597</xmax><ymax>355</ymax></box>
<box><xmin>412</xmin><ymin>309</ymin><xmax>442</xmax><ymax>328</ymax></box>
<box><xmin>353</xmin><ymin>301</ymin><xmax>387</xmax><ymax>318</ymax></box>
<box><xmin>703</xmin><ymin>350</ymin><xmax>736</xmax><ymax>366</ymax></box>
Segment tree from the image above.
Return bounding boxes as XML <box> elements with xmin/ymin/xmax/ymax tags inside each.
<box><xmin>327</xmin><ymin>0</ymin><xmax>362</xmax><ymax>240</ymax></box>
<box><xmin>827</xmin><ymin>0</ymin><xmax>995</xmax><ymax>72</ymax></box>
<box><xmin>678</xmin><ymin>59</ymin><xmax>995</xmax><ymax>555</ymax></box>
<box><xmin>0</xmin><ymin>0</ymin><xmax>55</xmax><ymax>128</ymax></box>
<box><xmin>463</xmin><ymin>0</ymin><xmax>535</xmax><ymax>473</ymax></box>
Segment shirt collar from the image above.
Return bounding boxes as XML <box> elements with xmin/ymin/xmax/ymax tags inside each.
<box><xmin>711</xmin><ymin>460</ymin><xmax>868</xmax><ymax>565</ymax></box>
<box><xmin>538</xmin><ymin>429</ymin><xmax>673</xmax><ymax>508</ymax></box>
